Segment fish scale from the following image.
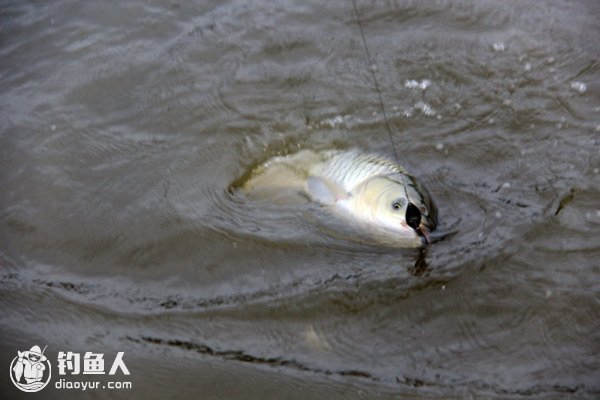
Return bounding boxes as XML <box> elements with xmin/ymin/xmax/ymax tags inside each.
<box><xmin>312</xmin><ymin>150</ymin><xmax>404</xmax><ymax>193</ymax></box>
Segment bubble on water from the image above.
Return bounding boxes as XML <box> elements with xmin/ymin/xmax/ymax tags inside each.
<box><xmin>524</xmin><ymin>63</ymin><xmax>532</xmax><ymax>71</ymax></box>
<box><xmin>404</xmin><ymin>79</ymin><xmax>431</xmax><ymax>90</ymax></box>
<box><xmin>492</xmin><ymin>42</ymin><xmax>506</xmax><ymax>52</ymax></box>
<box><xmin>321</xmin><ymin>115</ymin><xmax>344</xmax><ymax>128</ymax></box>
<box><xmin>570</xmin><ymin>81</ymin><xmax>587</xmax><ymax>94</ymax></box>
<box><xmin>414</xmin><ymin>101</ymin><xmax>435</xmax><ymax>116</ymax></box>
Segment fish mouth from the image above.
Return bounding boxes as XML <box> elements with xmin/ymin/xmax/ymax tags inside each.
<box><xmin>404</xmin><ymin>202</ymin><xmax>433</xmax><ymax>246</ymax></box>
<box><xmin>415</xmin><ymin>223</ymin><xmax>430</xmax><ymax>246</ymax></box>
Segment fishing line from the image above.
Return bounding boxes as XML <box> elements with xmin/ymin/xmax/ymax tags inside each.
<box><xmin>351</xmin><ymin>0</ymin><xmax>400</xmax><ymax>165</ymax></box>
<box><xmin>351</xmin><ymin>0</ymin><xmax>425</xmax><ymax>239</ymax></box>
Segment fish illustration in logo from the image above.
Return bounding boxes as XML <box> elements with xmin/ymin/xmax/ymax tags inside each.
<box><xmin>10</xmin><ymin>345</ymin><xmax>51</xmax><ymax>392</ymax></box>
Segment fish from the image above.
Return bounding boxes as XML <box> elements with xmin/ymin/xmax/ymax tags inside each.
<box><xmin>238</xmin><ymin>149</ymin><xmax>437</xmax><ymax>247</ymax></box>
<box><xmin>13</xmin><ymin>352</ymin><xmax>24</xmax><ymax>382</ymax></box>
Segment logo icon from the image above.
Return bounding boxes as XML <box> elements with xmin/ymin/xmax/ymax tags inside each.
<box><xmin>9</xmin><ymin>345</ymin><xmax>52</xmax><ymax>392</ymax></box>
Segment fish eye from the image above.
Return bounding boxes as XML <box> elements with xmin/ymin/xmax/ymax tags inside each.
<box><xmin>391</xmin><ymin>199</ymin><xmax>404</xmax><ymax>211</ymax></box>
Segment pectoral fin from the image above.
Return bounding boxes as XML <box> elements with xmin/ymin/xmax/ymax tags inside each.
<box><xmin>306</xmin><ymin>176</ymin><xmax>347</xmax><ymax>205</ymax></box>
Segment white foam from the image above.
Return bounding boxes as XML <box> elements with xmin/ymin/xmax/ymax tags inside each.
<box><xmin>414</xmin><ymin>101</ymin><xmax>435</xmax><ymax>116</ymax></box>
<box><xmin>404</xmin><ymin>79</ymin><xmax>431</xmax><ymax>90</ymax></box>
<box><xmin>492</xmin><ymin>42</ymin><xmax>506</xmax><ymax>52</ymax></box>
<box><xmin>570</xmin><ymin>81</ymin><xmax>587</xmax><ymax>94</ymax></box>
<box><xmin>320</xmin><ymin>115</ymin><xmax>344</xmax><ymax>128</ymax></box>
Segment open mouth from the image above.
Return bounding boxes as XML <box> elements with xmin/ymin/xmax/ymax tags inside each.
<box><xmin>416</xmin><ymin>223</ymin><xmax>430</xmax><ymax>245</ymax></box>
<box><xmin>405</xmin><ymin>202</ymin><xmax>431</xmax><ymax>245</ymax></box>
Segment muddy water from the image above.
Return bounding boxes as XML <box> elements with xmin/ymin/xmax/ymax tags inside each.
<box><xmin>1</xmin><ymin>0</ymin><xmax>599</xmax><ymax>398</ymax></box>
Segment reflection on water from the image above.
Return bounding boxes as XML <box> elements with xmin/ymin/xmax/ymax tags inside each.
<box><xmin>1</xmin><ymin>0</ymin><xmax>599</xmax><ymax>398</ymax></box>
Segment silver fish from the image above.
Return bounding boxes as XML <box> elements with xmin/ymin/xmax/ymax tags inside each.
<box><xmin>240</xmin><ymin>149</ymin><xmax>437</xmax><ymax>247</ymax></box>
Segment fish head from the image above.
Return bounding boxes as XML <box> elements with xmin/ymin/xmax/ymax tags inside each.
<box><xmin>349</xmin><ymin>175</ymin><xmax>437</xmax><ymax>245</ymax></box>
